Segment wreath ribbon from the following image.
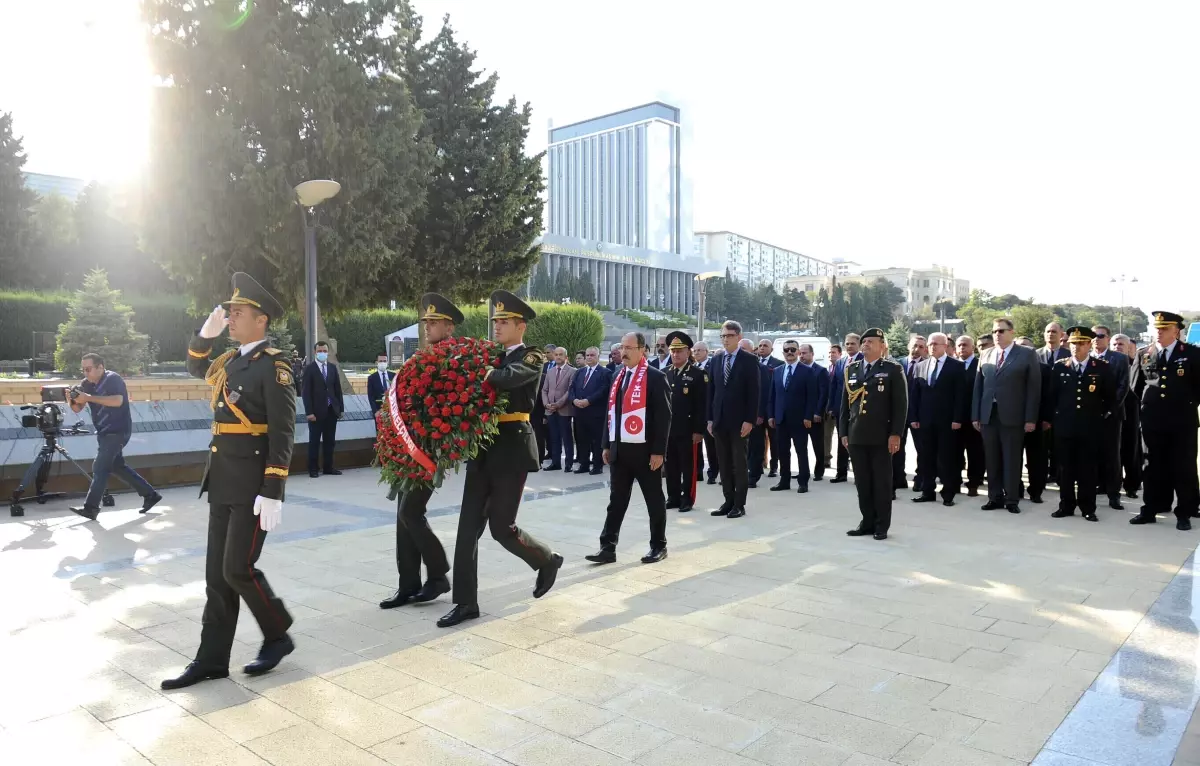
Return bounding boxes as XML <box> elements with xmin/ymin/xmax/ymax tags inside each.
<box><xmin>388</xmin><ymin>371</ymin><xmax>436</xmax><ymax>474</ymax></box>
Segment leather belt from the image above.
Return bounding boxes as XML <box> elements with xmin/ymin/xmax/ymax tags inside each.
<box><xmin>498</xmin><ymin>412</ymin><xmax>531</xmax><ymax>423</ymax></box>
<box><xmin>212</xmin><ymin>422</ymin><xmax>268</xmax><ymax>435</ymax></box>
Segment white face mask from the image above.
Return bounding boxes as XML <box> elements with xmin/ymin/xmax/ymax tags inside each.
<box><xmin>377</xmin><ymin>362</ymin><xmax>387</xmax><ymax>372</ymax></box>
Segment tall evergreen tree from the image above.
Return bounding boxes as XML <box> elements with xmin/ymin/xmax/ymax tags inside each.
<box><xmin>530</xmin><ymin>259</ymin><xmax>552</xmax><ymax>300</ymax></box>
<box><xmin>574</xmin><ymin>269</ymin><xmax>596</xmax><ymax>305</ymax></box>
<box><xmin>0</xmin><ymin>112</ymin><xmax>37</xmax><ymax>287</ymax></box>
<box><xmin>56</xmin><ymin>269</ymin><xmax>148</xmax><ymax>375</ymax></box>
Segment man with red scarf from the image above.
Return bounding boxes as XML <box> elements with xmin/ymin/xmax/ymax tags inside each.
<box><xmin>586</xmin><ymin>332</ymin><xmax>672</xmax><ymax>565</ymax></box>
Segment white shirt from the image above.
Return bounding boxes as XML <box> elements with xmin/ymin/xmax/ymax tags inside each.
<box><xmin>507</xmin><ymin>344</ymin><xmax>524</xmax><ymax>353</ymax></box>
<box><xmin>239</xmin><ymin>339</ymin><xmax>267</xmax><ymax>357</ymax></box>
<box><xmin>961</xmin><ymin>354</ymin><xmax>975</xmax><ymax>368</ymax></box>
<box><xmin>929</xmin><ymin>355</ymin><xmax>943</xmax><ymax>380</ymax></box>
<box><xmin>1157</xmin><ymin>340</ymin><xmax>1178</xmax><ymax>357</ymax></box>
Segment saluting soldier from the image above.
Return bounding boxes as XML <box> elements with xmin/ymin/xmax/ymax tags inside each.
<box><xmin>438</xmin><ymin>291</ymin><xmax>564</xmax><ymax>627</ymax></box>
<box><xmin>839</xmin><ymin>327</ymin><xmax>908</xmax><ymax>540</ymax></box>
<box><xmin>1131</xmin><ymin>311</ymin><xmax>1200</xmax><ymax>530</ymax></box>
<box><xmin>1046</xmin><ymin>327</ymin><xmax>1115</xmax><ymax>522</ymax></box>
<box><xmin>379</xmin><ymin>293</ymin><xmax>460</xmax><ymax>610</ymax></box>
<box><xmin>663</xmin><ymin>331</ymin><xmax>707</xmax><ymax>513</ymax></box>
<box><xmin>162</xmin><ymin>273</ymin><xmax>297</xmax><ymax>690</ymax></box>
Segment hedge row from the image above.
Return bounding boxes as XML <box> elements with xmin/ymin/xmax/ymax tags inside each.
<box><xmin>0</xmin><ymin>292</ymin><xmax>605</xmax><ymax>364</ymax></box>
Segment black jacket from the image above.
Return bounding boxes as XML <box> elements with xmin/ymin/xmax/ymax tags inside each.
<box><xmin>706</xmin><ymin>349</ymin><xmax>761</xmax><ymax>432</ymax></box>
<box><xmin>302</xmin><ymin>361</ymin><xmax>345</xmax><ymax>420</ymax></box>
<box><xmin>1046</xmin><ymin>357</ymin><xmax>1115</xmax><ymax>437</ymax></box>
<box><xmin>602</xmin><ymin>364</ymin><xmax>672</xmax><ymax>455</ymax></box>
<box><xmin>909</xmin><ymin>355</ymin><xmax>967</xmax><ymax>429</ymax></box>
<box><xmin>366</xmin><ymin>369</ymin><xmax>394</xmax><ymax>415</ymax></box>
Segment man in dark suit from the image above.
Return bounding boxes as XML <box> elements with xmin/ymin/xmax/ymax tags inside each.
<box><xmin>708</xmin><ymin>321</ymin><xmax>759</xmax><ymax>519</ymax></box>
<box><xmin>367</xmin><ymin>352</ymin><xmax>394</xmax><ymax>416</ymax></box>
<box><xmin>1091</xmin><ymin>325</ymin><xmax>1131</xmax><ymax>510</ymax></box>
<box><xmin>569</xmin><ymin>346</ymin><xmax>611</xmax><ymax>475</ymax></box>
<box><xmin>1016</xmin><ymin>337</ymin><xmax>1052</xmax><ymax>504</ymax></box>
<box><xmin>767</xmin><ymin>340</ymin><xmax>820</xmax><ymax>493</ymax></box>
<box><xmin>956</xmin><ymin>335</ymin><xmax>984</xmax><ymax>496</ymax></box>
<box><xmin>909</xmin><ymin>333</ymin><xmax>966</xmax><ymax>505</ymax></box>
<box><xmin>1113</xmin><ymin>334</ymin><xmax>1145</xmax><ymax>499</ymax></box>
<box><xmin>586</xmin><ymin>332</ymin><xmax>672</xmax><ymax>564</ymax></box>
<box><xmin>648</xmin><ymin>339</ymin><xmax>669</xmax><ymax>370</ymax></box>
<box><xmin>828</xmin><ymin>334</ymin><xmax>861</xmax><ymax>483</ymax></box>
<box><xmin>301</xmin><ymin>340</ymin><xmax>345</xmax><ymax>478</ymax></box>
<box><xmin>971</xmin><ymin>318</ymin><xmax>1042</xmax><ymax>514</ymax></box>
<box><xmin>693</xmin><ymin>342</ymin><xmax>720</xmax><ymax>484</ymax></box>
<box><xmin>897</xmin><ymin>336</ymin><xmax>928</xmax><ymax>495</ymax></box>
<box><xmin>749</xmin><ymin>338</ymin><xmax>783</xmax><ymax>487</ymax></box>
<box><xmin>1037</xmin><ymin>322</ymin><xmax>1071</xmax><ymax>485</ymax></box>
<box><xmin>798</xmin><ymin>343</ymin><xmax>830</xmax><ymax>481</ymax></box>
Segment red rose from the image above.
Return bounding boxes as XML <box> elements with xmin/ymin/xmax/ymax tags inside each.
<box><xmin>431</xmin><ymin>417</ymin><xmax>442</xmax><ymax>428</ymax></box>
<box><xmin>460</xmin><ymin>421</ymin><xmax>470</xmax><ymax>431</ymax></box>
<box><xmin>450</xmin><ymin>359</ymin><xmax>459</xmax><ymax>369</ymax></box>
<box><xmin>423</xmin><ymin>396</ymin><xmax>435</xmax><ymax>407</ymax></box>
<box><xmin>441</xmin><ymin>406</ymin><xmax>452</xmax><ymax>417</ymax></box>
<box><xmin>452</xmin><ymin>405</ymin><xmax>463</xmax><ymax>416</ymax></box>
<box><xmin>440</xmin><ymin>422</ymin><xmax>452</xmax><ymax>433</ymax></box>
<box><xmin>460</xmin><ymin>391</ymin><xmax>470</xmax><ymax>403</ymax></box>
<box><xmin>450</xmin><ymin>451</ymin><xmax>460</xmax><ymax>460</ymax></box>
<box><xmin>480</xmin><ymin>413</ymin><xmax>490</xmax><ymax>422</ymax></box>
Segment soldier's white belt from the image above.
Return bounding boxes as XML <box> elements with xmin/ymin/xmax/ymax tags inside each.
<box><xmin>212</xmin><ymin>422</ymin><xmax>269</xmax><ymax>436</ymax></box>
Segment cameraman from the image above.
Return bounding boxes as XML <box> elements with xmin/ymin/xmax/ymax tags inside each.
<box><xmin>68</xmin><ymin>353</ymin><xmax>161</xmax><ymax>520</ymax></box>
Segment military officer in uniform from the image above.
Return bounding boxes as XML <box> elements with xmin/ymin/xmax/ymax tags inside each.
<box><xmin>839</xmin><ymin>328</ymin><xmax>908</xmax><ymax>540</ymax></box>
<box><xmin>379</xmin><ymin>294</ymin><xmax>460</xmax><ymax>610</ymax></box>
<box><xmin>663</xmin><ymin>331</ymin><xmax>707</xmax><ymax>513</ymax></box>
<box><xmin>1046</xmin><ymin>327</ymin><xmax>1115</xmax><ymax>522</ymax></box>
<box><xmin>1131</xmin><ymin>311</ymin><xmax>1200</xmax><ymax>530</ymax></box>
<box><xmin>438</xmin><ymin>291</ymin><xmax>564</xmax><ymax>627</ymax></box>
<box><xmin>162</xmin><ymin>273</ymin><xmax>297</xmax><ymax>690</ymax></box>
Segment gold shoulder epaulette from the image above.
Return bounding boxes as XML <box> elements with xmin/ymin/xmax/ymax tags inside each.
<box><xmin>263</xmin><ymin>347</ymin><xmax>283</xmax><ymax>356</ymax></box>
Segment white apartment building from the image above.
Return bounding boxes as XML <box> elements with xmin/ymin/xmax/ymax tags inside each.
<box><xmin>832</xmin><ymin>258</ymin><xmax>863</xmax><ymax>276</ymax></box>
<box><xmin>693</xmin><ymin>231</ymin><xmax>833</xmax><ymax>290</ymax></box>
<box><xmin>841</xmin><ymin>265</ymin><xmax>970</xmax><ymax>315</ymax></box>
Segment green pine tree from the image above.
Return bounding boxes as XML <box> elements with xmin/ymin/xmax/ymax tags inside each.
<box><xmin>56</xmin><ymin>269</ymin><xmax>148</xmax><ymax>375</ymax></box>
<box><xmin>574</xmin><ymin>269</ymin><xmax>596</xmax><ymax>305</ymax></box>
<box><xmin>530</xmin><ymin>259</ymin><xmax>553</xmax><ymax>300</ymax></box>
<box><xmin>884</xmin><ymin>320</ymin><xmax>912</xmax><ymax>359</ymax></box>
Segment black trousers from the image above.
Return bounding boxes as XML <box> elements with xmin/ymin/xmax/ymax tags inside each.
<box><xmin>1056</xmin><ymin>431</ymin><xmax>1098</xmax><ymax>514</ymax></box>
<box><xmin>533</xmin><ymin>407</ymin><xmax>548</xmax><ymax>462</ymax></box>
<box><xmin>575</xmin><ymin>415</ymin><xmax>604</xmax><ymax>471</ymax></box>
<box><xmin>748</xmin><ymin>422</ymin><xmax>767</xmax><ymax>481</ymax></box>
<box><xmin>891</xmin><ymin>429</ymin><xmax>909</xmax><ymax>490</ymax></box>
<box><xmin>833</xmin><ymin>417</ymin><xmax>850</xmax><ymax>477</ymax></box>
<box><xmin>1097</xmin><ymin>416</ymin><xmax>1123</xmax><ymax>502</ymax></box>
<box><xmin>807</xmin><ymin>421</ymin><xmax>826</xmax><ymax>479</ymax></box>
<box><xmin>849</xmin><ymin>444</ymin><xmax>892</xmax><ymax>533</ymax></box>
<box><xmin>1020</xmin><ymin>427</ymin><xmax>1048</xmax><ymax>499</ymax></box>
<box><xmin>1121</xmin><ymin>406</ymin><xmax>1143</xmax><ymax>495</ymax></box>
<box><xmin>915</xmin><ymin>425</ymin><xmax>961</xmax><ymax>500</ymax></box>
<box><xmin>197</xmin><ymin>502</ymin><xmax>292</xmax><ymax>667</ymax></box>
<box><xmin>664</xmin><ymin>436</ymin><xmax>699</xmax><ymax>507</ymax></box>
<box><xmin>773</xmin><ymin>422</ymin><xmax>811</xmax><ymax>486</ymax></box>
<box><xmin>702</xmin><ymin>431</ymin><xmax>719</xmax><ymax>479</ymax></box>
<box><xmin>963</xmin><ymin>424</ymin><xmax>985</xmax><ymax>489</ymax></box>
<box><xmin>1142</xmin><ymin>428</ymin><xmax>1200</xmax><ymax>520</ymax></box>
<box><xmin>307</xmin><ymin>415</ymin><xmax>337</xmax><ymax>473</ymax></box>
<box><xmin>600</xmin><ymin>443</ymin><xmax>667</xmax><ymax>551</ymax></box>
<box><xmin>395</xmin><ymin>486</ymin><xmax>450</xmax><ymax>593</ymax></box>
<box><xmin>451</xmin><ymin>458</ymin><xmax>553</xmax><ymax>605</ymax></box>
<box><xmin>714</xmin><ymin>427</ymin><xmax>750</xmax><ymax>508</ymax></box>
<box><xmin>1046</xmin><ymin>426</ymin><xmax>1059</xmax><ymax>485</ymax></box>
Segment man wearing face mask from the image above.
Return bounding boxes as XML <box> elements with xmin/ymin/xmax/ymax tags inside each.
<box><xmin>301</xmin><ymin>340</ymin><xmax>345</xmax><ymax>478</ymax></box>
<box><xmin>367</xmin><ymin>353</ymin><xmax>394</xmax><ymax>417</ymax></box>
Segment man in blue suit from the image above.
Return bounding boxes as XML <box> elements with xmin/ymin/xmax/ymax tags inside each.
<box><xmin>767</xmin><ymin>340</ymin><xmax>821</xmax><ymax>493</ymax></box>
<box><xmin>568</xmin><ymin>346</ymin><xmax>611</xmax><ymax>475</ymax></box>
<box><xmin>707</xmin><ymin>321</ymin><xmax>760</xmax><ymax>519</ymax></box>
<box><xmin>749</xmin><ymin>338</ymin><xmax>784</xmax><ymax>487</ymax></box>
<box><xmin>367</xmin><ymin>352</ymin><xmax>394</xmax><ymax>417</ymax></box>
<box><xmin>827</xmin><ymin>333</ymin><xmax>861</xmax><ymax>483</ymax></box>
<box><xmin>799</xmin><ymin>343</ymin><xmax>830</xmax><ymax>481</ymax></box>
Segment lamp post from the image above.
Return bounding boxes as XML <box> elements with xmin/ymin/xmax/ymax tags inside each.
<box><xmin>695</xmin><ymin>271</ymin><xmax>723</xmax><ymax>342</ymax></box>
<box><xmin>1109</xmin><ymin>274</ymin><xmax>1138</xmax><ymax>335</ymax></box>
<box><xmin>294</xmin><ymin>180</ymin><xmax>342</xmax><ymax>357</ymax></box>
<box><xmin>814</xmin><ymin>300</ymin><xmax>826</xmax><ymax>335</ymax></box>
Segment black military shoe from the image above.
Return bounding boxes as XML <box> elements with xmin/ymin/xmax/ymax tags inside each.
<box><xmin>912</xmin><ymin>495</ymin><xmax>937</xmax><ymax>503</ymax></box>
<box><xmin>1109</xmin><ymin>498</ymin><xmax>1124</xmax><ymax>511</ymax></box>
<box><xmin>846</xmin><ymin>527</ymin><xmax>873</xmax><ymax>537</ymax></box>
<box><xmin>70</xmin><ymin>506</ymin><xmax>99</xmax><ymax>520</ymax></box>
<box><xmin>244</xmin><ymin>635</ymin><xmax>295</xmax><ymax>676</ymax></box>
<box><xmin>323</xmin><ymin>469</ymin><xmax>343</xmax><ymax>476</ymax></box>
<box><xmin>1129</xmin><ymin>513</ymin><xmax>1156</xmax><ymax>525</ymax></box>
<box><xmin>141</xmin><ymin>492</ymin><xmax>163</xmax><ymax>513</ymax></box>
<box><xmin>706</xmin><ymin>476</ymin><xmax>718</xmax><ymax>485</ymax></box>
<box><xmin>966</xmin><ymin>486</ymin><xmax>980</xmax><ymax>497</ymax></box>
<box><xmin>769</xmin><ymin>483</ymin><xmax>790</xmax><ymax>492</ymax></box>
<box><xmin>728</xmin><ymin>507</ymin><xmax>746</xmax><ymax>519</ymax></box>
<box><xmin>437</xmin><ymin>604</ymin><xmax>480</xmax><ymax>628</ymax></box>
<box><xmin>573</xmin><ymin>466</ymin><xmax>590</xmax><ymax>474</ymax></box>
<box><xmin>981</xmin><ymin>501</ymin><xmax>1004</xmax><ymax>511</ymax></box>
<box><xmin>678</xmin><ymin>504</ymin><xmax>694</xmax><ymax>513</ymax></box>
<box><xmin>161</xmin><ymin>662</ymin><xmax>229</xmax><ymax>690</ymax></box>
<box><xmin>797</xmin><ymin>485</ymin><xmax>809</xmax><ymax>494</ymax></box>
<box><xmin>1126</xmin><ymin>491</ymin><xmax>1139</xmax><ymax>499</ymax></box>
<box><xmin>1051</xmin><ymin>509</ymin><xmax>1075</xmax><ymax>518</ymax></box>
<box><xmin>533</xmin><ymin>553</ymin><xmax>564</xmax><ymax>598</ymax></box>
<box><xmin>379</xmin><ymin>587</ymin><xmax>418</xmax><ymax>609</ymax></box>
<box><xmin>641</xmin><ymin>548</ymin><xmax>667</xmax><ymax>564</ymax></box>
<box><xmin>942</xmin><ymin>499</ymin><xmax>955</xmax><ymax>507</ymax></box>
<box><xmin>1083</xmin><ymin>513</ymin><xmax>1099</xmax><ymax>522</ymax></box>
<box><xmin>585</xmin><ymin>550</ymin><xmax>617</xmax><ymax>564</ymax></box>
<box><xmin>413</xmin><ymin>576</ymin><xmax>451</xmax><ymax>603</ymax></box>
<box><xmin>711</xmin><ymin>503</ymin><xmax>731</xmax><ymax>517</ymax></box>
<box><xmin>829</xmin><ymin>475</ymin><xmax>848</xmax><ymax>484</ymax></box>
<box><xmin>1178</xmin><ymin>518</ymin><xmax>1193</xmax><ymax>532</ymax></box>
<box><xmin>1029</xmin><ymin>494</ymin><xmax>1043</xmax><ymax>504</ymax></box>
<box><xmin>666</xmin><ymin>499</ymin><xmax>680</xmax><ymax>509</ymax></box>
<box><xmin>1006</xmin><ymin>503</ymin><xmax>1021</xmax><ymax>514</ymax></box>
<box><xmin>873</xmin><ymin>533</ymin><xmax>888</xmax><ymax>540</ymax></box>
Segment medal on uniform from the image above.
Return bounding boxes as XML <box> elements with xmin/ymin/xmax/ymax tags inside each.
<box><xmin>877</xmin><ymin>382</ymin><xmax>884</xmax><ymax>391</ymax></box>
<box><xmin>683</xmin><ymin>387</ymin><xmax>689</xmax><ymax>394</ymax></box>
<box><xmin>226</xmin><ymin>389</ymin><xmax>241</xmax><ymax>404</ymax></box>
<box><xmin>1178</xmin><ymin>367</ymin><xmax>1186</xmax><ymax>376</ymax></box>
<box><xmin>1088</xmin><ymin>384</ymin><xmax>1096</xmax><ymax>392</ymax></box>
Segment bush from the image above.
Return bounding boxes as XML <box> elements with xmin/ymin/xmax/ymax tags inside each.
<box><xmin>524</xmin><ymin>302</ymin><xmax>604</xmax><ymax>353</ymax></box>
<box><xmin>0</xmin><ymin>290</ymin><xmax>71</xmax><ymax>360</ymax></box>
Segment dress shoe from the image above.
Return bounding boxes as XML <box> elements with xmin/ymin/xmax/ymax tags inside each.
<box><xmin>379</xmin><ymin>587</ymin><xmax>418</xmax><ymax>609</ymax></box>
<box><xmin>573</xmin><ymin>466</ymin><xmax>590</xmax><ymax>474</ymax></box>
<box><xmin>564</xmin><ymin>463</ymin><xmax>575</xmax><ymax>473</ymax></box>
<box><xmin>641</xmin><ymin>548</ymin><xmax>667</xmax><ymax>564</ymax></box>
<box><xmin>323</xmin><ymin>469</ymin><xmax>343</xmax><ymax>476</ymax></box>
<box><xmin>707</xmin><ymin>476</ymin><xmax>717</xmax><ymax>484</ymax></box>
<box><xmin>678</xmin><ymin>504</ymin><xmax>694</xmax><ymax>513</ymax></box>
<box><xmin>981</xmin><ymin>501</ymin><xmax>1004</xmax><ymax>511</ymax></box>
<box><xmin>545</xmin><ymin>464</ymin><xmax>562</xmax><ymax>471</ymax></box>
<box><xmin>769</xmin><ymin>483</ymin><xmax>790</xmax><ymax>492</ymax></box>
<box><xmin>967</xmin><ymin>486</ymin><xmax>979</xmax><ymax>497</ymax></box>
<box><xmin>589</xmin><ymin>468</ymin><xmax>604</xmax><ymax>475</ymax></box>
<box><xmin>873</xmin><ymin>533</ymin><xmax>888</xmax><ymax>540</ymax></box>
<box><xmin>141</xmin><ymin>492</ymin><xmax>163</xmax><ymax>513</ymax></box>
<box><xmin>244</xmin><ymin>634</ymin><xmax>295</xmax><ymax>676</ymax></box>
<box><xmin>70</xmin><ymin>506</ymin><xmax>99</xmax><ymax>520</ymax></box>
<box><xmin>1006</xmin><ymin>503</ymin><xmax>1021</xmax><ymax>514</ymax></box>
<box><xmin>533</xmin><ymin>553</ymin><xmax>564</xmax><ymax>598</ymax></box>
<box><xmin>767</xmin><ymin>470</ymin><xmax>778</xmax><ymax>478</ymax></box>
<box><xmin>413</xmin><ymin>576</ymin><xmax>451</xmax><ymax>603</ymax></box>
<box><xmin>814</xmin><ymin>475</ymin><xmax>824</xmax><ymax>482</ymax></box>
<box><xmin>1179</xmin><ymin>518</ymin><xmax>1193</xmax><ymax>531</ymax></box>
<box><xmin>1126</xmin><ymin>490</ymin><xmax>1139</xmax><ymax>499</ymax></box>
<box><xmin>943</xmin><ymin>499</ymin><xmax>955</xmax><ymax>507</ymax></box>
<box><xmin>161</xmin><ymin>662</ymin><xmax>229</xmax><ymax>690</ymax></box>
<box><xmin>308</xmin><ymin>471</ymin><xmax>320</xmax><ymax>478</ymax></box>
<box><xmin>1130</xmin><ymin>514</ymin><xmax>1156</xmax><ymax>525</ymax></box>
<box><xmin>846</xmin><ymin>527</ymin><xmax>874</xmax><ymax>537</ymax></box>
<box><xmin>829</xmin><ymin>475</ymin><xmax>848</xmax><ymax>484</ymax></box>
<box><xmin>711</xmin><ymin>504</ymin><xmax>731</xmax><ymax>517</ymax></box>
<box><xmin>437</xmin><ymin>604</ymin><xmax>480</xmax><ymax>627</ymax></box>
<box><xmin>585</xmin><ymin>550</ymin><xmax>617</xmax><ymax>564</ymax></box>
<box><xmin>912</xmin><ymin>495</ymin><xmax>937</xmax><ymax>504</ymax></box>
<box><xmin>748</xmin><ymin>480</ymin><xmax>759</xmax><ymax>489</ymax></box>
<box><xmin>1051</xmin><ymin>508</ymin><xmax>1074</xmax><ymax>518</ymax></box>
<box><xmin>797</xmin><ymin>485</ymin><xmax>809</xmax><ymax>494</ymax></box>
<box><xmin>1029</xmin><ymin>494</ymin><xmax>1043</xmax><ymax>504</ymax></box>
<box><xmin>891</xmin><ymin>492</ymin><xmax>897</xmax><ymax>501</ymax></box>
<box><xmin>1109</xmin><ymin>499</ymin><xmax>1124</xmax><ymax>511</ymax></box>
<box><xmin>666</xmin><ymin>498</ymin><xmax>680</xmax><ymax>509</ymax></box>
<box><xmin>728</xmin><ymin>507</ymin><xmax>746</xmax><ymax>519</ymax></box>
<box><xmin>1083</xmin><ymin>513</ymin><xmax>1099</xmax><ymax>522</ymax></box>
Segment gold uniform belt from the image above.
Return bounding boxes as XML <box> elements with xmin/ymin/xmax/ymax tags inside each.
<box><xmin>212</xmin><ymin>422</ymin><xmax>268</xmax><ymax>436</ymax></box>
<box><xmin>498</xmin><ymin>412</ymin><xmax>530</xmax><ymax>423</ymax></box>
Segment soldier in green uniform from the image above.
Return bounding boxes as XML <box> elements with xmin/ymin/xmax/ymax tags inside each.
<box><xmin>438</xmin><ymin>291</ymin><xmax>564</xmax><ymax>627</ymax></box>
<box><xmin>663</xmin><ymin>331</ymin><xmax>707</xmax><ymax>513</ymax></box>
<box><xmin>379</xmin><ymin>293</ymin><xmax>459</xmax><ymax>609</ymax></box>
<box><xmin>1046</xmin><ymin>327</ymin><xmax>1115</xmax><ymax>522</ymax></box>
<box><xmin>1130</xmin><ymin>311</ymin><xmax>1200</xmax><ymax>530</ymax></box>
<box><xmin>839</xmin><ymin>327</ymin><xmax>908</xmax><ymax>540</ymax></box>
<box><xmin>162</xmin><ymin>273</ymin><xmax>297</xmax><ymax>690</ymax></box>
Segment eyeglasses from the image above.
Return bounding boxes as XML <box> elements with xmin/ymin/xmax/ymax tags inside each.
<box><xmin>1094</xmin><ymin>333</ymin><xmax>1108</xmax><ymax>339</ymax></box>
<box><xmin>719</xmin><ymin>333</ymin><xmax>737</xmax><ymax>339</ymax></box>
<box><xmin>81</xmin><ymin>366</ymin><xmax>96</xmax><ymax>373</ymax></box>
<box><xmin>783</xmin><ymin>348</ymin><xmax>798</xmax><ymax>354</ymax></box>
<box><xmin>993</xmin><ymin>328</ymin><xmax>1010</xmax><ymax>334</ymax></box>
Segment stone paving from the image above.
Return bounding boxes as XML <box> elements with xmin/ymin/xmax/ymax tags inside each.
<box><xmin>1</xmin><ymin>458</ymin><xmax>1198</xmax><ymax>766</ymax></box>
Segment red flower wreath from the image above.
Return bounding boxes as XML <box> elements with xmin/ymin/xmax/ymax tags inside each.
<box><xmin>375</xmin><ymin>336</ymin><xmax>509</xmax><ymax>494</ymax></box>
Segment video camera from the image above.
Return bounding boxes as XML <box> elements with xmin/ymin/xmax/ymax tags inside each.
<box><xmin>19</xmin><ymin>386</ymin><xmax>82</xmax><ymax>434</ymax></box>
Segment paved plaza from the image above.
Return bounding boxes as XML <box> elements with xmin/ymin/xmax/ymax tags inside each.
<box><xmin>2</xmin><ymin>460</ymin><xmax>1199</xmax><ymax>766</ymax></box>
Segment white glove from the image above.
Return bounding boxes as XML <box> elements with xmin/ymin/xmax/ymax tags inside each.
<box><xmin>199</xmin><ymin>305</ymin><xmax>228</xmax><ymax>339</ymax></box>
<box><xmin>253</xmin><ymin>496</ymin><xmax>283</xmax><ymax>532</ymax></box>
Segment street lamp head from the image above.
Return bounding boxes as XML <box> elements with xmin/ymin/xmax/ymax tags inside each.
<box><xmin>295</xmin><ymin>179</ymin><xmax>342</xmax><ymax>207</ymax></box>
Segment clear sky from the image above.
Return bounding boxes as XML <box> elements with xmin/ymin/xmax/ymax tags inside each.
<box><xmin>3</xmin><ymin>0</ymin><xmax>1196</xmax><ymax>313</ymax></box>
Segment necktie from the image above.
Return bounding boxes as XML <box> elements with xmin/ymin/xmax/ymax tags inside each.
<box><xmin>996</xmin><ymin>349</ymin><xmax>1005</xmax><ymax>369</ymax></box>
<box><xmin>930</xmin><ymin>358</ymin><xmax>939</xmax><ymax>385</ymax></box>
<box><xmin>584</xmin><ymin>367</ymin><xmax>592</xmax><ymax>387</ymax></box>
<box><xmin>724</xmin><ymin>353</ymin><xmax>733</xmax><ymax>383</ymax></box>
<box><xmin>783</xmin><ymin>364</ymin><xmax>792</xmax><ymax>390</ymax></box>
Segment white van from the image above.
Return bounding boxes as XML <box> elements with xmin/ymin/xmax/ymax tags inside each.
<box><xmin>770</xmin><ymin>336</ymin><xmax>833</xmax><ymax>366</ymax></box>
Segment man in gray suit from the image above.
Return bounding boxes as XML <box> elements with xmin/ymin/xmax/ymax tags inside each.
<box><xmin>971</xmin><ymin>317</ymin><xmax>1042</xmax><ymax>513</ymax></box>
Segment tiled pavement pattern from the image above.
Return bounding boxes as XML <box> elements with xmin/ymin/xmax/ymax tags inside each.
<box><xmin>2</xmin><ymin>463</ymin><xmax>1198</xmax><ymax>766</ymax></box>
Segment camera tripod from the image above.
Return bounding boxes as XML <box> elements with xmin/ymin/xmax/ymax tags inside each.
<box><xmin>10</xmin><ymin>426</ymin><xmax>113</xmax><ymax>517</ymax></box>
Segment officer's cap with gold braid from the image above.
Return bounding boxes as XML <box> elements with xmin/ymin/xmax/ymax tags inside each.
<box><xmin>1152</xmin><ymin>310</ymin><xmax>1186</xmax><ymax>329</ymax></box>
<box><xmin>665</xmin><ymin>330</ymin><xmax>693</xmax><ymax>350</ymax></box>
<box><xmin>1065</xmin><ymin>326</ymin><xmax>1096</xmax><ymax>344</ymax></box>
<box><xmin>222</xmin><ymin>272</ymin><xmax>284</xmax><ymax>321</ymax></box>
<box><xmin>861</xmin><ymin>327</ymin><xmax>885</xmax><ymax>340</ymax></box>
<box><xmin>420</xmin><ymin>292</ymin><xmax>465</xmax><ymax>324</ymax></box>
<box><xmin>490</xmin><ymin>290</ymin><xmax>536</xmax><ymax>322</ymax></box>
